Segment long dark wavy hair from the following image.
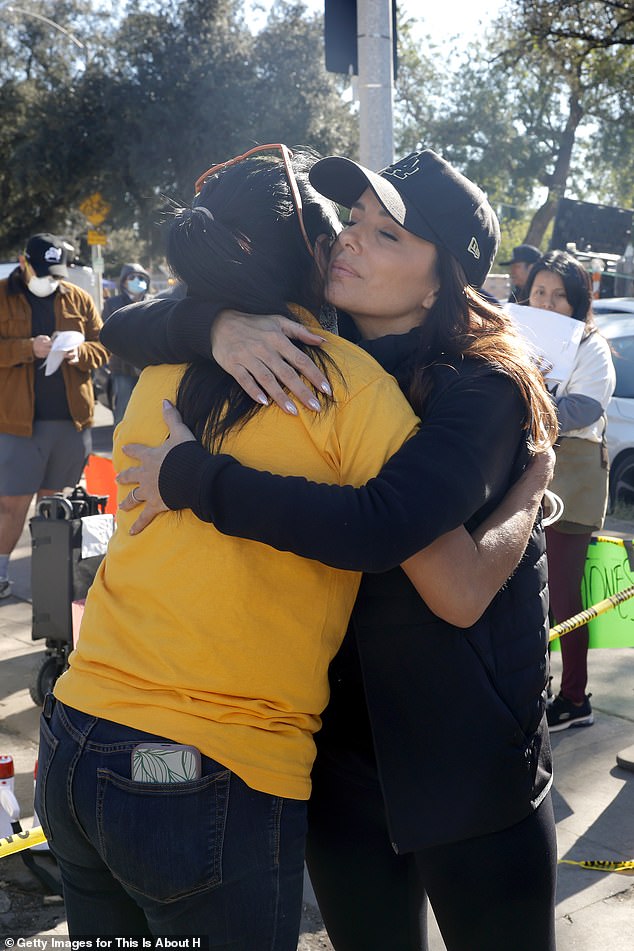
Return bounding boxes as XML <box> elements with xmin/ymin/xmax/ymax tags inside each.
<box><xmin>523</xmin><ymin>250</ymin><xmax>595</xmax><ymax>331</ymax></box>
<box><xmin>168</xmin><ymin>151</ymin><xmax>341</xmax><ymax>450</ymax></box>
<box><xmin>408</xmin><ymin>248</ymin><xmax>559</xmax><ymax>450</ymax></box>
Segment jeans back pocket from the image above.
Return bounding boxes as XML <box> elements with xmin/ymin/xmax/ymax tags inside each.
<box><xmin>96</xmin><ymin>768</ymin><xmax>230</xmax><ymax>902</ymax></box>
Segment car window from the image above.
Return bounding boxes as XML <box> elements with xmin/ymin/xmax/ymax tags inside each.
<box><xmin>610</xmin><ymin>336</ymin><xmax>634</xmax><ymax>399</ymax></box>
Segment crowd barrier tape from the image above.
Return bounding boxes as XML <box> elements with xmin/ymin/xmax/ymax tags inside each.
<box><xmin>549</xmin><ymin>582</ymin><xmax>634</xmax><ymax>642</ymax></box>
<box><xmin>0</xmin><ymin>825</ymin><xmax>47</xmax><ymax>857</ymax></box>
<box><xmin>3</xmin><ymin>824</ymin><xmax>633</xmax><ymax>878</ymax></box>
<box><xmin>559</xmin><ymin>859</ymin><xmax>634</xmax><ymax>873</ymax></box>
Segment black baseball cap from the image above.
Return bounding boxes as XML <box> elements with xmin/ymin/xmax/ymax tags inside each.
<box><xmin>24</xmin><ymin>233</ymin><xmax>69</xmax><ymax>278</ymax></box>
<box><xmin>500</xmin><ymin>244</ymin><xmax>541</xmax><ymax>266</ymax></box>
<box><xmin>309</xmin><ymin>150</ymin><xmax>500</xmax><ymax>287</ymax></box>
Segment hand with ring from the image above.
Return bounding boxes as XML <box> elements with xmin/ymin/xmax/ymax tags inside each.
<box><xmin>117</xmin><ymin>399</ymin><xmax>196</xmax><ymax>535</ymax></box>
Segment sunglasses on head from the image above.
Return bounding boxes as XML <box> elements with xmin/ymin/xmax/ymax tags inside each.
<box><xmin>194</xmin><ymin>143</ymin><xmax>314</xmax><ymax>258</ymax></box>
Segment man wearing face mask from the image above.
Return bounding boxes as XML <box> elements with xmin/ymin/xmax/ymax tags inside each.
<box><xmin>102</xmin><ymin>263</ymin><xmax>151</xmax><ymax>426</ymax></box>
<box><xmin>0</xmin><ymin>233</ymin><xmax>109</xmax><ymax>599</ymax></box>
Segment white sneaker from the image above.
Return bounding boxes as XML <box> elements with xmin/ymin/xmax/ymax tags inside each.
<box><xmin>0</xmin><ymin>579</ymin><xmax>12</xmax><ymax>599</ymax></box>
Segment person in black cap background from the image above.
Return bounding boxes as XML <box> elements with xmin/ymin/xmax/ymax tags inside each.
<box><xmin>0</xmin><ymin>233</ymin><xmax>109</xmax><ymax>598</ymax></box>
<box><xmin>104</xmin><ymin>148</ymin><xmax>559</xmax><ymax>951</ymax></box>
<box><xmin>501</xmin><ymin>243</ymin><xmax>542</xmax><ymax>302</ymax></box>
<box><xmin>102</xmin><ymin>263</ymin><xmax>152</xmax><ymax>425</ymax></box>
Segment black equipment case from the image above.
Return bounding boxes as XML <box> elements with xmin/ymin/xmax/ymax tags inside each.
<box><xmin>29</xmin><ymin>486</ymin><xmax>109</xmax><ymax>704</ymax></box>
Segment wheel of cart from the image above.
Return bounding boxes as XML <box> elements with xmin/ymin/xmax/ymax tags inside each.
<box><xmin>29</xmin><ymin>487</ymin><xmax>110</xmax><ymax>706</ymax></box>
<box><xmin>30</xmin><ymin>641</ymin><xmax>71</xmax><ymax>706</ymax></box>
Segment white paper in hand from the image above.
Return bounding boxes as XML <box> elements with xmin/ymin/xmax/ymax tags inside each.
<box><xmin>44</xmin><ymin>331</ymin><xmax>85</xmax><ymax>375</ymax></box>
<box><xmin>505</xmin><ymin>303</ymin><xmax>584</xmax><ymax>388</ymax></box>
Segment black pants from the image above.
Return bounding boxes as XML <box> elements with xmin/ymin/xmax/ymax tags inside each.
<box><xmin>306</xmin><ymin>751</ymin><xmax>557</xmax><ymax>951</ymax></box>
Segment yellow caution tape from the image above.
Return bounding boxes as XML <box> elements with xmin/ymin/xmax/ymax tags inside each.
<box><xmin>594</xmin><ymin>535</ymin><xmax>626</xmax><ymax>547</ymax></box>
<box><xmin>549</xmin><ymin>583</ymin><xmax>634</xmax><ymax>642</ymax></box>
<box><xmin>559</xmin><ymin>858</ymin><xmax>634</xmax><ymax>873</ymax></box>
<box><xmin>0</xmin><ymin>826</ymin><xmax>47</xmax><ymax>858</ymax></box>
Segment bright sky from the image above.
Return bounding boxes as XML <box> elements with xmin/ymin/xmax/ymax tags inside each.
<box><xmin>246</xmin><ymin>1</ymin><xmax>506</xmax><ymax>45</ymax></box>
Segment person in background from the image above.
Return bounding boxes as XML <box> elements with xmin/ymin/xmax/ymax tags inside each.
<box><xmin>501</xmin><ymin>243</ymin><xmax>541</xmax><ymax>302</ymax></box>
<box><xmin>102</xmin><ymin>263</ymin><xmax>151</xmax><ymax>425</ymax></box>
<box><xmin>0</xmin><ymin>233</ymin><xmax>108</xmax><ymax>599</ymax></box>
<box><xmin>523</xmin><ymin>250</ymin><xmax>616</xmax><ymax>731</ymax></box>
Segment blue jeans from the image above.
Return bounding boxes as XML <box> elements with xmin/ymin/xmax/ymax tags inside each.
<box><xmin>36</xmin><ymin>696</ymin><xmax>307</xmax><ymax>949</ymax></box>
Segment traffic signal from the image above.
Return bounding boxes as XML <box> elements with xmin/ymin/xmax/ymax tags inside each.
<box><xmin>324</xmin><ymin>0</ymin><xmax>398</xmax><ymax>78</ymax></box>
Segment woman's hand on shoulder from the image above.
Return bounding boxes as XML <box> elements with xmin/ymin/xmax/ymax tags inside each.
<box><xmin>211</xmin><ymin>309</ymin><xmax>332</xmax><ymax>414</ymax></box>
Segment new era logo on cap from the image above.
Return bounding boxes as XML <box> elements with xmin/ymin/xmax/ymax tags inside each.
<box><xmin>467</xmin><ymin>237</ymin><xmax>481</xmax><ymax>260</ymax></box>
<box><xmin>25</xmin><ymin>233</ymin><xmax>69</xmax><ymax>278</ymax></box>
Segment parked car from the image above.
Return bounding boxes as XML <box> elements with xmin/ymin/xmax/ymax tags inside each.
<box><xmin>595</xmin><ymin>315</ymin><xmax>634</xmax><ymax>509</ymax></box>
<box><xmin>594</xmin><ymin>297</ymin><xmax>634</xmax><ymax>317</ymax></box>
<box><xmin>0</xmin><ymin>261</ymin><xmax>18</xmax><ymax>279</ymax></box>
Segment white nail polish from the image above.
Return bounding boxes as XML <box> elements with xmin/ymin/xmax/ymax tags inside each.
<box><xmin>308</xmin><ymin>398</ymin><xmax>321</xmax><ymax>411</ymax></box>
<box><xmin>285</xmin><ymin>401</ymin><xmax>299</xmax><ymax>416</ymax></box>
<box><xmin>320</xmin><ymin>381</ymin><xmax>332</xmax><ymax>396</ymax></box>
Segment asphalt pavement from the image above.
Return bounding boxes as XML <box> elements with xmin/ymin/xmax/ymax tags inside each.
<box><xmin>1</xmin><ymin>403</ymin><xmax>633</xmax><ymax>947</ymax></box>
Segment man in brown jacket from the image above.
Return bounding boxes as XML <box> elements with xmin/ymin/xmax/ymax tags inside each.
<box><xmin>0</xmin><ymin>234</ymin><xmax>109</xmax><ymax>598</ymax></box>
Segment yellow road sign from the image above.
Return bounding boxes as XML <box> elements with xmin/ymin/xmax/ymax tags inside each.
<box><xmin>80</xmin><ymin>192</ymin><xmax>111</xmax><ymax>226</ymax></box>
<box><xmin>87</xmin><ymin>229</ymin><xmax>107</xmax><ymax>246</ymax></box>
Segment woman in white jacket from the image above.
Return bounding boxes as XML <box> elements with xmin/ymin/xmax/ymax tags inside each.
<box><xmin>523</xmin><ymin>250</ymin><xmax>616</xmax><ymax>731</ymax></box>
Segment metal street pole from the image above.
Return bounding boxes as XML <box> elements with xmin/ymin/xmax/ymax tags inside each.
<box><xmin>357</xmin><ymin>0</ymin><xmax>394</xmax><ymax>170</ymax></box>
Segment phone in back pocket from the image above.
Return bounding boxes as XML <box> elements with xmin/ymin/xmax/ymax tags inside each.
<box><xmin>131</xmin><ymin>743</ymin><xmax>202</xmax><ymax>783</ymax></box>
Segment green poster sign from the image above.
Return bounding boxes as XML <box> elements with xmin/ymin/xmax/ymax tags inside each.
<box><xmin>551</xmin><ymin>535</ymin><xmax>634</xmax><ymax>651</ymax></box>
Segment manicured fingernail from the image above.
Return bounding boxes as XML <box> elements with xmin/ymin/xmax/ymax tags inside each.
<box><xmin>285</xmin><ymin>401</ymin><xmax>298</xmax><ymax>416</ymax></box>
<box><xmin>320</xmin><ymin>381</ymin><xmax>332</xmax><ymax>396</ymax></box>
<box><xmin>308</xmin><ymin>398</ymin><xmax>321</xmax><ymax>411</ymax></box>
<box><xmin>163</xmin><ymin>399</ymin><xmax>172</xmax><ymax>409</ymax></box>
<box><xmin>256</xmin><ymin>393</ymin><xmax>269</xmax><ymax>405</ymax></box>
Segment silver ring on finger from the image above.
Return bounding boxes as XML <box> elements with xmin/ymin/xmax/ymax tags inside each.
<box><xmin>130</xmin><ymin>486</ymin><xmax>142</xmax><ymax>504</ymax></box>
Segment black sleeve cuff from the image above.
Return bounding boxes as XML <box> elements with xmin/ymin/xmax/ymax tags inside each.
<box><xmin>158</xmin><ymin>441</ymin><xmax>236</xmax><ymax>522</ymax></box>
<box><xmin>166</xmin><ymin>298</ymin><xmax>226</xmax><ymax>361</ymax></box>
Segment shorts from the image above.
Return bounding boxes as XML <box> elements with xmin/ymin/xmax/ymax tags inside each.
<box><xmin>0</xmin><ymin>420</ymin><xmax>92</xmax><ymax>495</ymax></box>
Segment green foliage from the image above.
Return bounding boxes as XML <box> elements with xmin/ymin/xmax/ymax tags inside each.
<box><xmin>0</xmin><ymin>0</ymin><xmax>356</xmax><ymax>260</ymax></box>
<box><xmin>1</xmin><ymin>0</ymin><xmax>632</xmax><ymax>266</ymax></box>
<box><xmin>245</xmin><ymin>3</ymin><xmax>357</xmax><ymax>156</ymax></box>
<box><xmin>392</xmin><ymin>18</ymin><xmax>447</xmax><ymax>156</ymax></box>
<box><xmin>394</xmin><ymin>1</ymin><xmax>634</xmax><ymax>251</ymax></box>
<box><xmin>515</xmin><ymin>0</ymin><xmax>634</xmax><ymax>47</ymax></box>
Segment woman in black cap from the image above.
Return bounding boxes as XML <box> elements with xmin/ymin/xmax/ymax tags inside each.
<box><xmin>106</xmin><ymin>149</ymin><xmax>558</xmax><ymax>951</ymax></box>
